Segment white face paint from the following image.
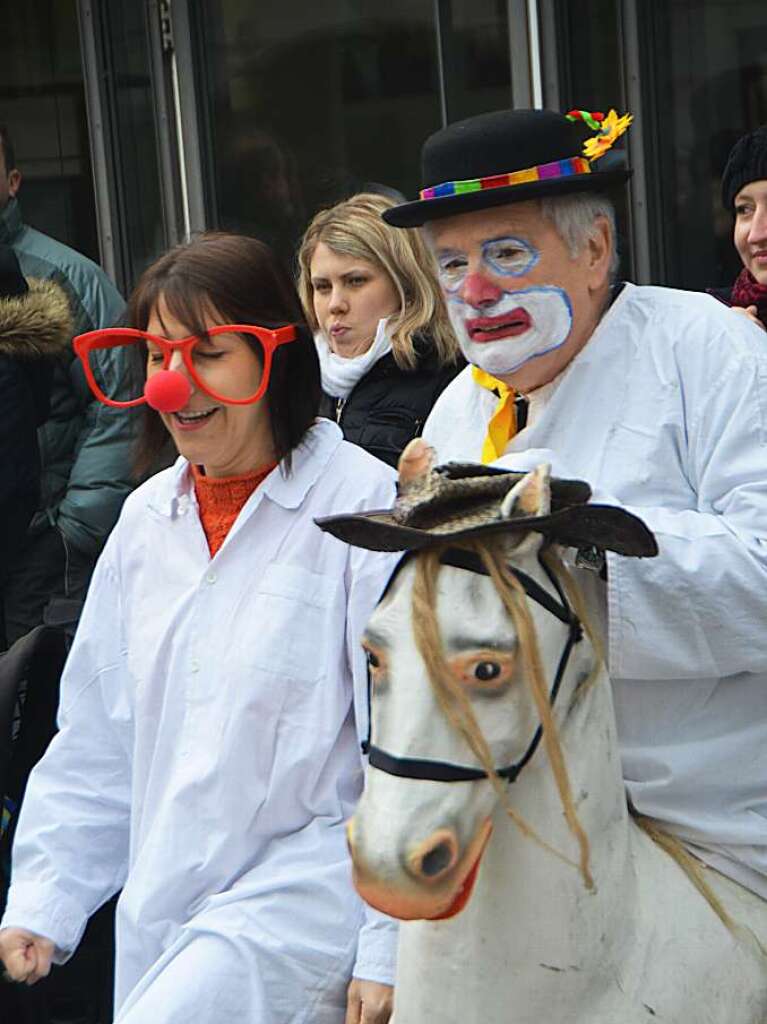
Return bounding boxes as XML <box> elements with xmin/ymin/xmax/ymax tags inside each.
<box><xmin>438</xmin><ymin>235</ymin><xmax>574</xmax><ymax>377</ymax></box>
<box><xmin>448</xmin><ymin>286</ymin><xmax>573</xmax><ymax>377</ymax></box>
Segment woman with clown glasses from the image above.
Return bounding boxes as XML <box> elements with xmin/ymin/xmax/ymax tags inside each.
<box><xmin>0</xmin><ymin>233</ymin><xmax>397</xmax><ymax>1024</ymax></box>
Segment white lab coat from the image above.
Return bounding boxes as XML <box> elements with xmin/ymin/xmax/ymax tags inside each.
<box><xmin>424</xmin><ymin>282</ymin><xmax>767</xmax><ymax>898</ymax></box>
<box><xmin>1</xmin><ymin>419</ymin><xmax>399</xmax><ymax>1023</ymax></box>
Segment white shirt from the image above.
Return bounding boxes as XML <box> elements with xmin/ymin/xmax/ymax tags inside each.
<box><xmin>424</xmin><ymin>282</ymin><xmax>767</xmax><ymax>898</ymax></box>
<box><xmin>2</xmin><ymin>420</ymin><xmax>399</xmax><ymax>1020</ymax></box>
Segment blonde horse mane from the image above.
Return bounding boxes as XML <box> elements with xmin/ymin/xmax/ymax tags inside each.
<box><xmin>410</xmin><ymin>537</ymin><xmax>750</xmax><ymax>938</ymax></box>
<box><xmin>411</xmin><ymin>539</ymin><xmax>594</xmax><ymax>889</ymax></box>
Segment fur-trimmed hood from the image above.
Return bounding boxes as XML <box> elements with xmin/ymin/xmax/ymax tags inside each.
<box><xmin>0</xmin><ymin>277</ymin><xmax>72</xmax><ymax>359</ymax></box>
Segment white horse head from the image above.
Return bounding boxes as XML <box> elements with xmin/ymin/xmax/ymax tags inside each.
<box><xmin>348</xmin><ymin>459</ymin><xmax>596</xmax><ymax>920</ymax></box>
<box><xmin>318</xmin><ymin>440</ymin><xmax>767</xmax><ymax>1022</ymax></box>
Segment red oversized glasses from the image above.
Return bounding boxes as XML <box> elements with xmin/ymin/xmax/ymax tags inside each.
<box><xmin>73</xmin><ymin>324</ymin><xmax>297</xmax><ymax>411</ymax></box>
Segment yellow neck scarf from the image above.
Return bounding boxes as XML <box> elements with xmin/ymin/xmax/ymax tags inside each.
<box><xmin>472</xmin><ymin>366</ymin><xmax>519</xmax><ymax>464</ymax></box>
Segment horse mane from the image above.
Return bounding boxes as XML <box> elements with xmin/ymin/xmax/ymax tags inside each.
<box><xmin>411</xmin><ymin>537</ymin><xmax>755</xmax><ymax>943</ymax></box>
<box><xmin>411</xmin><ymin>539</ymin><xmax>594</xmax><ymax>889</ymax></box>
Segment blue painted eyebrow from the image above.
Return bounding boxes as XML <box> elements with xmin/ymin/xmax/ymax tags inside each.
<box><xmin>481</xmin><ymin>234</ymin><xmax>536</xmax><ymax>250</ymax></box>
<box><xmin>484</xmin><ymin>232</ymin><xmax>530</xmax><ymax>242</ymax></box>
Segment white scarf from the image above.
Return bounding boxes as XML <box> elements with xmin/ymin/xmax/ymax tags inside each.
<box><xmin>314</xmin><ymin>318</ymin><xmax>393</xmax><ymax>400</ymax></box>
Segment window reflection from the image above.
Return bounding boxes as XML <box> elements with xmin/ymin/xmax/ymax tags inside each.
<box><xmin>552</xmin><ymin>0</ymin><xmax>767</xmax><ymax>291</ymax></box>
<box><xmin>0</xmin><ymin>0</ymin><xmax>98</xmax><ymax>260</ymax></box>
<box><xmin>439</xmin><ymin>0</ymin><xmax>511</xmax><ymax>122</ymax></box>
<box><xmin>549</xmin><ymin>0</ymin><xmax>632</xmax><ymax>281</ymax></box>
<box><xmin>642</xmin><ymin>0</ymin><xmax>767</xmax><ymax>290</ymax></box>
<box><xmin>101</xmin><ymin>1</ymin><xmax>166</xmax><ymax>287</ymax></box>
<box><xmin>197</xmin><ymin>0</ymin><xmax>512</xmax><ymax>267</ymax></box>
<box><xmin>199</xmin><ymin>1</ymin><xmax>442</xmax><ymax>268</ymax></box>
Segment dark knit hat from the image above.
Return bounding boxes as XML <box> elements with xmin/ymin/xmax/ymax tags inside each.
<box><xmin>721</xmin><ymin>126</ymin><xmax>767</xmax><ymax>211</ymax></box>
<box><xmin>383</xmin><ymin>108</ymin><xmax>632</xmax><ymax>228</ymax></box>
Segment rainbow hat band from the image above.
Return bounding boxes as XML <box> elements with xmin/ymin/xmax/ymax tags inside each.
<box><xmin>419</xmin><ymin>155</ymin><xmax>591</xmax><ymax>201</ymax></box>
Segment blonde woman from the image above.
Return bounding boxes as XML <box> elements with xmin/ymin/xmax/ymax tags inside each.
<box><xmin>297</xmin><ymin>192</ymin><xmax>462</xmax><ymax>466</ymax></box>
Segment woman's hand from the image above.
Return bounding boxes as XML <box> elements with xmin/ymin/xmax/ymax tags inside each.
<box><xmin>732</xmin><ymin>304</ymin><xmax>766</xmax><ymax>331</ymax></box>
<box><xmin>0</xmin><ymin>927</ymin><xmax>55</xmax><ymax>985</ymax></box>
<box><xmin>345</xmin><ymin>978</ymin><xmax>394</xmax><ymax>1024</ymax></box>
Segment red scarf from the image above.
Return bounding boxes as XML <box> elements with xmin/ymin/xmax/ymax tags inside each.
<box><xmin>731</xmin><ymin>268</ymin><xmax>767</xmax><ymax>327</ymax></box>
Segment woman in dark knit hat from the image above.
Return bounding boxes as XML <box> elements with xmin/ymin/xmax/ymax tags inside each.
<box><xmin>720</xmin><ymin>125</ymin><xmax>767</xmax><ymax>330</ymax></box>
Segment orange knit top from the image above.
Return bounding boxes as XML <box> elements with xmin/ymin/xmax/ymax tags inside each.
<box><xmin>191</xmin><ymin>463</ymin><xmax>276</xmax><ymax>556</ymax></box>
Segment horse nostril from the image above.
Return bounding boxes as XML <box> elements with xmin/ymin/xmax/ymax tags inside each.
<box><xmin>407</xmin><ymin>829</ymin><xmax>459</xmax><ymax>883</ymax></box>
<box><xmin>421</xmin><ymin>841</ymin><xmax>454</xmax><ymax>878</ymax></box>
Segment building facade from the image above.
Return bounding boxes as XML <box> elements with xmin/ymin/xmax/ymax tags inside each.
<box><xmin>3</xmin><ymin>0</ymin><xmax>766</xmax><ymax>297</ymax></box>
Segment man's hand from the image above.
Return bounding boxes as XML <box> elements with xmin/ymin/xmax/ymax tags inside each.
<box><xmin>731</xmin><ymin>304</ymin><xmax>765</xmax><ymax>331</ymax></box>
<box><xmin>345</xmin><ymin>978</ymin><xmax>394</xmax><ymax>1024</ymax></box>
<box><xmin>0</xmin><ymin>927</ymin><xmax>55</xmax><ymax>985</ymax></box>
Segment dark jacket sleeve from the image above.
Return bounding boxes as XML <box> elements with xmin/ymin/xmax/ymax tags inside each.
<box><xmin>0</xmin><ymin>355</ymin><xmax>41</xmax><ymax>561</ymax></box>
<box><xmin>0</xmin><ymin>274</ymin><xmax>72</xmax><ymax>569</ymax></box>
<box><xmin>51</xmin><ymin>269</ymin><xmax>135</xmax><ymax>557</ymax></box>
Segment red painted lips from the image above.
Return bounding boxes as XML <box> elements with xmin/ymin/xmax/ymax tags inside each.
<box><xmin>465</xmin><ymin>308</ymin><xmax>532</xmax><ymax>342</ymax></box>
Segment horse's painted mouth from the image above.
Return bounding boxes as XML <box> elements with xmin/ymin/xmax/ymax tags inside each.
<box><xmin>350</xmin><ymin>817</ymin><xmax>493</xmax><ymax>921</ymax></box>
<box><xmin>427</xmin><ymin>821</ymin><xmax>493</xmax><ymax>920</ymax></box>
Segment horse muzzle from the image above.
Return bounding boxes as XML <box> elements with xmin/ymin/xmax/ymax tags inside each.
<box><xmin>347</xmin><ymin>816</ymin><xmax>494</xmax><ymax>921</ymax></box>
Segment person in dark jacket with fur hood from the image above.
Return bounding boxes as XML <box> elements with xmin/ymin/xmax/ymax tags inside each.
<box><xmin>0</xmin><ymin>245</ymin><xmax>70</xmax><ymax>647</ymax></box>
<box><xmin>0</xmin><ymin>124</ymin><xmax>131</xmax><ymax>649</ymax></box>
<box><xmin>298</xmin><ymin>192</ymin><xmax>462</xmax><ymax>467</ymax></box>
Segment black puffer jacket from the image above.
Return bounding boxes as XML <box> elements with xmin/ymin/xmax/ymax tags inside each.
<box><xmin>320</xmin><ymin>335</ymin><xmax>464</xmax><ymax>467</ymax></box>
<box><xmin>0</xmin><ymin>264</ymin><xmax>71</xmax><ymax>578</ymax></box>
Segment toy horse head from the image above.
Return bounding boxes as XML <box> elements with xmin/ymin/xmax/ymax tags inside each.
<box><xmin>317</xmin><ymin>440</ymin><xmax>657</xmax><ymax>920</ymax></box>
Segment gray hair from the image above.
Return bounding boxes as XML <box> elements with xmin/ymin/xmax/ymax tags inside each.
<box><xmin>539</xmin><ymin>193</ymin><xmax>619</xmax><ymax>278</ymax></box>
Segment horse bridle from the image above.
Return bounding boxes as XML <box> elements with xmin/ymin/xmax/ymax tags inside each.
<box><xmin>362</xmin><ymin>546</ymin><xmax>584</xmax><ymax>785</ymax></box>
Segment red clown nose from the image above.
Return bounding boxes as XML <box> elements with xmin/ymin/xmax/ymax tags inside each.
<box><xmin>144</xmin><ymin>370</ymin><xmax>192</xmax><ymax>413</ymax></box>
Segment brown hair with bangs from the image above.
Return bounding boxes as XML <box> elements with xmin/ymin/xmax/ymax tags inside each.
<box><xmin>127</xmin><ymin>232</ymin><xmax>321</xmax><ymax>478</ymax></box>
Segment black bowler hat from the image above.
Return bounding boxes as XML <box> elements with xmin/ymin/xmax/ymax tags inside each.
<box><xmin>383</xmin><ymin>108</ymin><xmax>633</xmax><ymax>228</ymax></box>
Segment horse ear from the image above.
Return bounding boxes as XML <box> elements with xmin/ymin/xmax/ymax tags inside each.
<box><xmin>500</xmin><ymin>463</ymin><xmax>551</xmax><ymax>519</ymax></box>
<box><xmin>398</xmin><ymin>438</ymin><xmax>436</xmax><ymax>491</ymax></box>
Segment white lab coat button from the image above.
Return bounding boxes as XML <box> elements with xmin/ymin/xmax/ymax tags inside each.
<box><xmin>206</xmin><ymin>571</ymin><xmax>217</xmax><ymax>584</ymax></box>
<box><xmin>190</xmin><ymin>658</ymin><xmax>200</xmax><ymax>673</ymax></box>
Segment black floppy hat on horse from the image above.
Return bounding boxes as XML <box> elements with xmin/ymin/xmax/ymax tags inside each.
<box><xmin>383</xmin><ymin>107</ymin><xmax>633</xmax><ymax>229</ymax></box>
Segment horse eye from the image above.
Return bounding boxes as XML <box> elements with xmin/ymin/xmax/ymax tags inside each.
<box><xmin>366</xmin><ymin>650</ymin><xmax>380</xmax><ymax>669</ymax></box>
<box><xmin>475</xmin><ymin>661</ymin><xmax>501</xmax><ymax>681</ymax></box>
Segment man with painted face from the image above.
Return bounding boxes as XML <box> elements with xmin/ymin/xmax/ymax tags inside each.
<box><xmin>383</xmin><ymin>108</ymin><xmax>767</xmax><ymax>900</ymax></box>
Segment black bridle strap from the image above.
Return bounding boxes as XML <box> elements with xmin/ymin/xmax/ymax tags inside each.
<box><xmin>363</xmin><ymin>547</ymin><xmax>583</xmax><ymax>785</ymax></box>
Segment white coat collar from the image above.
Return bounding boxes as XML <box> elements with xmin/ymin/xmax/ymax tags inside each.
<box><xmin>147</xmin><ymin>419</ymin><xmax>345</xmax><ymax>518</ymax></box>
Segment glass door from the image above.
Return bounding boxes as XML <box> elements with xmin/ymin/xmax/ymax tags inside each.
<box><xmin>85</xmin><ymin>0</ymin><xmax>169</xmax><ymax>292</ymax></box>
<box><xmin>541</xmin><ymin>0</ymin><xmax>634</xmax><ymax>281</ymax></box>
<box><xmin>189</xmin><ymin>0</ymin><xmax>513</xmax><ymax>268</ymax></box>
<box><xmin>545</xmin><ymin>0</ymin><xmax>767</xmax><ymax>290</ymax></box>
<box><xmin>637</xmin><ymin>0</ymin><xmax>767</xmax><ymax>291</ymax></box>
<box><xmin>0</xmin><ymin>0</ymin><xmax>100</xmax><ymax>261</ymax></box>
